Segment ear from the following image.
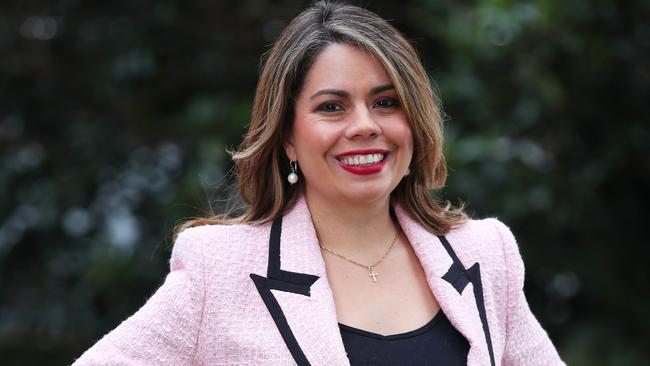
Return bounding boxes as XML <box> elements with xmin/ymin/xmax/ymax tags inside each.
<box><xmin>284</xmin><ymin>137</ymin><xmax>297</xmax><ymax>162</ymax></box>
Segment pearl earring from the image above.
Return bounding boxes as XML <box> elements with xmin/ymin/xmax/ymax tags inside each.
<box><xmin>287</xmin><ymin>160</ymin><xmax>299</xmax><ymax>185</ymax></box>
<box><xmin>404</xmin><ymin>168</ymin><xmax>411</xmax><ymax>176</ymax></box>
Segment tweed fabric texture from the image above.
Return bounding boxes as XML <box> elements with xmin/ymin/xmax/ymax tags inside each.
<box><xmin>73</xmin><ymin>195</ymin><xmax>565</xmax><ymax>365</ymax></box>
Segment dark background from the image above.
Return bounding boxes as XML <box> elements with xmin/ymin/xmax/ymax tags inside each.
<box><xmin>1</xmin><ymin>0</ymin><xmax>648</xmax><ymax>365</ymax></box>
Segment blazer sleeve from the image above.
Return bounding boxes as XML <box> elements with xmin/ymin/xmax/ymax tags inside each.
<box><xmin>72</xmin><ymin>229</ymin><xmax>206</xmax><ymax>366</ymax></box>
<box><xmin>489</xmin><ymin>219</ymin><xmax>566</xmax><ymax>366</ymax></box>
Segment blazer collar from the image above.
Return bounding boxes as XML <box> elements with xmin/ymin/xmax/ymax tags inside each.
<box><xmin>395</xmin><ymin>204</ymin><xmax>496</xmax><ymax>366</ymax></box>
<box><xmin>251</xmin><ymin>195</ymin><xmax>495</xmax><ymax>366</ymax></box>
<box><xmin>250</xmin><ymin>196</ymin><xmax>349</xmax><ymax>366</ymax></box>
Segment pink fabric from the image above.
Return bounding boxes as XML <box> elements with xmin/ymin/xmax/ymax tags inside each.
<box><xmin>73</xmin><ymin>196</ymin><xmax>565</xmax><ymax>365</ymax></box>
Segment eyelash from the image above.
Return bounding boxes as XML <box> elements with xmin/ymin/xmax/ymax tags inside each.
<box><xmin>317</xmin><ymin>102</ymin><xmax>343</xmax><ymax>112</ymax></box>
<box><xmin>316</xmin><ymin>97</ymin><xmax>399</xmax><ymax>112</ymax></box>
<box><xmin>374</xmin><ymin>97</ymin><xmax>399</xmax><ymax>109</ymax></box>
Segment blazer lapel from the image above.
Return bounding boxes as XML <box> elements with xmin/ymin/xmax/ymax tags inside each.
<box><xmin>395</xmin><ymin>205</ymin><xmax>496</xmax><ymax>366</ymax></box>
<box><xmin>250</xmin><ymin>196</ymin><xmax>495</xmax><ymax>366</ymax></box>
<box><xmin>250</xmin><ymin>197</ymin><xmax>350</xmax><ymax>366</ymax></box>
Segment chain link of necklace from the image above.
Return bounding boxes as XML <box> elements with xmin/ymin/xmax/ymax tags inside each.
<box><xmin>319</xmin><ymin>228</ymin><xmax>400</xmax><ymax>283</ymax></box>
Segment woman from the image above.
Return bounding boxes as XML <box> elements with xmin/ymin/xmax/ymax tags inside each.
<box><xmin>74</xmin><ymin>1</ymin><xmax>565</xmax><ymax>365</ymax></box>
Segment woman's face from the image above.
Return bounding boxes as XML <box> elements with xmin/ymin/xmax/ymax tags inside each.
<box><xmin>285</xmin><ymin>43</ymin><xmax>413</xmax><ymax>207</ymax></box>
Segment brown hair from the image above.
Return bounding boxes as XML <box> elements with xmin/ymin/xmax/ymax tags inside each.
<box><xmin>177</xmin><ymin>1</ymin><xmax>466</xmax><ymax>236</ymax></box>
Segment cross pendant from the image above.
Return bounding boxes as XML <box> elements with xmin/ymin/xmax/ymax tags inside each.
<box><xmin>368</xmin><ymin>267</ymin><xmax>379</xmax><ymax>283</ymax></box>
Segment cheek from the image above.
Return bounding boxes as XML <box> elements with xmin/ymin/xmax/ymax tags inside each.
<box><xmin>405</xmin><ymin>128</ymin><xmax>414</xmax><ymax>153</ymax></box>
<box><xmin>295</xmin><ymin>121</ymin><xmax>341</xmax><ymax>151</ymax></box>
<box><xmin>394</xmin><ymin>122</ymin><xmax>414</xmax><ymax>166</ymax></box>
<box><xmin>402</xmin><ymin>117</ymin><xmax>414</xmax><ymax>148</ymax></box>
<box><xmin>392</xmin><ymin>117</ymin><xmax>414</xmax><ymax>151</ymax></box>
<box><xmin>291</xmin><ymin>115</ymin><xmax>314</xmax><ymax>146</ymax></box>
<box><xmin>291</xmin><ymin>124</ymin><xmax>329</xmax><ymax>164</ymax></box>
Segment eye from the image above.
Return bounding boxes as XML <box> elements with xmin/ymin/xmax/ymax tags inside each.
<box><xmin>317</xmin><ymin>102</ymin><xmax>344</xmax><ymax>112</ymax></box>
<box><xmin>374</xmin><ymin>97</ymin><xmax>399</xmax><ymax>109</ymax></box>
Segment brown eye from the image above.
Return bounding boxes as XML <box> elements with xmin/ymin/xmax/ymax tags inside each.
<box><xmin>374</xmin><ymin>97</ymin><xmax>399</xmax><ymax>108</ymax></box>
<box><xmin>317</xmin><ymin>102</ymin><xmax>344</xmax><ymax>112</ymax></box>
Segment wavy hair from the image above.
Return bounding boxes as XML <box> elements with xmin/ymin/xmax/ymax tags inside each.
<box><xmin>177</xmin><ymin>1</ymin><xmax>466</xmax><ymax>236</ymax></box>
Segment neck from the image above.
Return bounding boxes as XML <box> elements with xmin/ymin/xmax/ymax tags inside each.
<box><xmin>304</xmin><ymin>190</ymin><xmax>398</xmax><ymax>255</ymax></box>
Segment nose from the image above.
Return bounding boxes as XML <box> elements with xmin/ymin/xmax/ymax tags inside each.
<box><xmin>345</xmin><ymin>107</ymin><xmax>382</xmax><ymax>140</ymax></box>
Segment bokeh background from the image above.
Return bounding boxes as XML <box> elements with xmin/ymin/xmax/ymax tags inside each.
<box><xmin>1</xmin><ymin>0</ymin><xmax>648</xmax><ymax>364</ymax></box>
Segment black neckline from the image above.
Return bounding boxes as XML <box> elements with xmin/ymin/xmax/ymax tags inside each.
<box><xmin>338</xmin><ymin>310</ymin><xmax>445</xmax><ymax>341</ymax></box>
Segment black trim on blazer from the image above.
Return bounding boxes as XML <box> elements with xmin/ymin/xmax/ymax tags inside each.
<box><xmin>250</xmin><ymin>218</ymin><xmax>319</xmax><ymax>366</ymax></box>
<box><xmin>438</xmin><ymin>235</ymin><xmax>496</xmax><ymax>366</ymax></box>
<box><xmin>466</xmin><ymin>262</ymin><xmax>496</xmax><ymax>366</ymax></box>
<box><xmin>250</xmin><ymin>218</ymin><xmax>496</xmax><ymax>366</ymax></box>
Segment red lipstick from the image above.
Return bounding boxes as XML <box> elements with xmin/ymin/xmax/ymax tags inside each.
<box><xmin>336</xmin><ymin>149</ymin><xmax>388</xmax><ymax>175</ymax></box>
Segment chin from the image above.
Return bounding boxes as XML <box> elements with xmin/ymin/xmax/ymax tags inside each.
<box><xmin>337</xmin><ymin>186</ymin><xmax>393</xmax><ymax>206</ymax></box>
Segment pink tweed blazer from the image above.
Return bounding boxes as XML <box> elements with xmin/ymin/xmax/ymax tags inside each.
<box><xmin>74</xmin><ymin>196</ymin><xmax>565</xmax><ymax>365</ymax></box>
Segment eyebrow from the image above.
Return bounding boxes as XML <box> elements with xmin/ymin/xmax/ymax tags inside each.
<box><xmin>308</xmin><ymin>84</ymin><xmax>395</xmax><ymax>100</ymax></box>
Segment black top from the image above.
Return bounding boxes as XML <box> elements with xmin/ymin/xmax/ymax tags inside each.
<box><xmin>339</xmin><ymin>310</ymin><xmax>470</xmax><ymax>365</ymax></box>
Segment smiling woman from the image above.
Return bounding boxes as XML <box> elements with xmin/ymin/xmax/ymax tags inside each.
<box><xmin>72</xmin><ymin>1</ymin><xmax>565</xmax><ymax>365</ymax></box>
<box><xmin>286</xmin><ymin>43</ymin><xmax>414</xmax><ymax>209</ymax></box>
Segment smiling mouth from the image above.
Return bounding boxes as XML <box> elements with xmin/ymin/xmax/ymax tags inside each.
<box><xmin>337</xmin><ymin>153</ymin><xmax>386</xmax><ymax>166</ymax></box>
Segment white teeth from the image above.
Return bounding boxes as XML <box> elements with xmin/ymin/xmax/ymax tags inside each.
<box><xmin>340</xmin><ymin>153</ymin><xmax>385</xmax><ymax>166</ymax></box>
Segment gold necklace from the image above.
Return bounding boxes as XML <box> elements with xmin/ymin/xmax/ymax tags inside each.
<box><xmin>319</xmin><ymin>228</ymin><xmax>399</xmax><ymax>283</ymax></box>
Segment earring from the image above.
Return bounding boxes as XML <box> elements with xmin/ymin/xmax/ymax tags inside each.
<box><xmin>404</xmin><ymin>168</ymin><xmax>411</xmax><ymax>176</ymax></box>
<box><xmin>287</xmin><ymin>160</ymin><xmax>299</xmax><ymax>185</ymax></box>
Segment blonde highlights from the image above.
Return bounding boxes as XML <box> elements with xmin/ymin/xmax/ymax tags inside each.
<box><xmin>177</xmin><ymin>1</ymin><xmax>466</xmax><ymax>235</ymax></box>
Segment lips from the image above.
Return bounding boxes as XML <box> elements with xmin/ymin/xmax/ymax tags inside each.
<box><xmin>336</xmin><ymin>149</ymin><xmax>388</xmax><ymax>175</ymax></box>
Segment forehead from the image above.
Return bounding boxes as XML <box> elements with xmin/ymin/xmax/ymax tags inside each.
<box><xmin>301</xmin><ymin>43</ymin><xmax>392</xmax><ymax>92</ymax></box>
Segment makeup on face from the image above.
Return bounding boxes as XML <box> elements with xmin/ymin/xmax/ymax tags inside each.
<box><xmin>336</xmin><ymin>149</ymin><xmax>389</xmax><ymax>175</ymax></box>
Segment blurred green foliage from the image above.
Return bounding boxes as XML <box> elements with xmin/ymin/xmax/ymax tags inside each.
<box><xmin>0</xmin><ymin>0</ymin><xmax>648</xmax><ymax>365</ymax></box>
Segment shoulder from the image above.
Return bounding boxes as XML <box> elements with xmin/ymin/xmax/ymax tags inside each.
<box><xmin>170</xmin><ymin>222</ymin><xmax>273</xmax><ymax>270</ymax></box>
<box><xmin>174</xmin><ymin>222</ymin><xmax>270</xmax><ymax>247</ymax></box>
<box><xmin>445</xmin><ymin>217</ymin><xmax>524</xmax><ymax>278</ymax></box>
<box><xmin>446</xmin><ymin>217</ymin><xmax>516</xmax><ymax>252</ymax></box>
